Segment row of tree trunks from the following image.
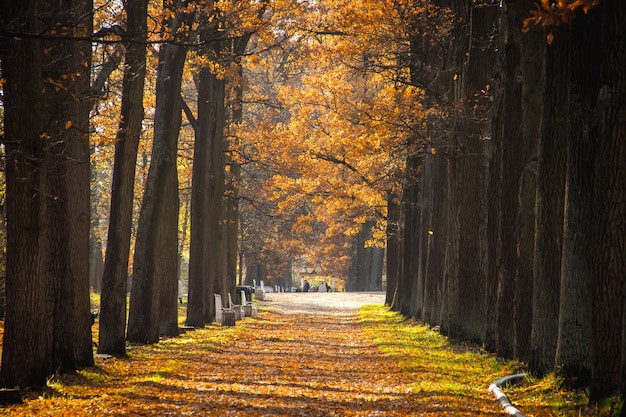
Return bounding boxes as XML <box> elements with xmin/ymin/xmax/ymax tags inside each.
<box><xmin>126</xmin><ymin>0</ymin><xmax>188</xmax><ymax>344</ymax></box>
<box><xmin>346</xmin><ymin>221</ymin><xmax>384</xmax><ymax>292</ymax></box>
<box><xmin>387</xmin><ymin>0</ymin><xmax>626</xmax><ymax>401</ymax></box>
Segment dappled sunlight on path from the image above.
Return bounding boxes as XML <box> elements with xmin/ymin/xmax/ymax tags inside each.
<box><xmin>0</xmin><ymin>293</ymin><xmax>504</xmax><ymax>416</ymax></box>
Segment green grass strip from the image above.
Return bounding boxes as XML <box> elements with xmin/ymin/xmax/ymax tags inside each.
<box><xmin>359</xmin><ymin>304</ymin><xmax>591</xmax><ymax>416</ymax></box>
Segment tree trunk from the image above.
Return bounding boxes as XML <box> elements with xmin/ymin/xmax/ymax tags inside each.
<box><xmin>127</xmin><ymin>24</ymin><xmax>187</xmax><ymax>343</ymax></box>
<box><xmin>98</xmin><ymin>0</ymin><xmax>148</xmax><ymax>355</ymax></box>
<box><xmin>385</xmin><ymin>194</ymin><xmax>401</xmax><ymax>305</ymax></box>
<box><xmin>89</xmin><ymin>233</ymin><xmax>104</xmax><ymax>292</ymax></box>
<box><xmin>447</xmin><ymin>0</ymin><xmax>498</xmax><ymax>343</ymax></box>
<box><xmin>369</xmin><ymin>246</ymin><xmax>384</xmax><ymax>291</ymax></box>
<box><xmin>511</xmin><ymin>4</ymin><xmax>542</xmax><ymax>365</ymax></box>
<box><xmin>423</xmin><ymin>152</ymin><xmax>448</xmax><ymax>328</ymax></box>
<box><xmin>186</xmin><ymin>67</ymin><xmax>211</xmax><ymax>327</ymax></box>
<box><xmin>529</xmin><ymin>26</ymin><xmax>566</xmax><ymax>377</ymax></box>
<box><xmin>555</xmin><ymin>11</ymin><xmax>597</xmax><ymax>388</ymax></box>
<box><xmin>588</xmin><ymin>0</ymin><xmax>626</xmax><ymax>399</ymax></box>
<box><xmin>208</xmin><ymin>73</ymin><xmax>227</xmax><ymax>311</ymax></box>
<box><xmin>397</xmin><ymin>155</ymin><xmax>420</xmax><ymax>317</ymax></box>
<box><xmin>0</xmin><ymin>0</ymin><xmax>93</xmax><ymax>387</ymax></box>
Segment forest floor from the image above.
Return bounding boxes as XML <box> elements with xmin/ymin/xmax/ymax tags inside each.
<box><xmin>0</xmin><ymin>292</ymin><xmax>591</xmax><ymax>416</ymax></box>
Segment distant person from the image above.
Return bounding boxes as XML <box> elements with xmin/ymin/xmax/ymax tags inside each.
<box><xmin>318</xmin><ymin>282</ymin><xmax>327</xmax><ymax>292</ymax></box>
<box><xmin>303</xmin><ymin>280</ymin><xmax>310</xmax><ymax>292</ymax></box>
<box><xmin>178</xmin><ymin>280</ymin><xmax>184</xmax><ymax>304</ymax></box>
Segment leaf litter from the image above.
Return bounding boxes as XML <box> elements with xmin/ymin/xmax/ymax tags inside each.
<box><xmin>0</xmin><ymin>297</ymin><xmax>577</xmax><ymax>416</ymax></box>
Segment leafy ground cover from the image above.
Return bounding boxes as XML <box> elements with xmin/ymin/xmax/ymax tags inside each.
<box><xmin>0</xmin><ymin>301</ymin><xmax>592</xmax><ymax>416</ymax></box>
<box><xmin>360</xmin><ymin>305</ymin><xmax>593</xmax><ymax>417</ymax></box>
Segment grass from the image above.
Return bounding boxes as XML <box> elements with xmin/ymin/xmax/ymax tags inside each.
<box><xmin>359</xmin><ymin>305</ymin><xmax>597</xmax><ymax>417</ymax></box>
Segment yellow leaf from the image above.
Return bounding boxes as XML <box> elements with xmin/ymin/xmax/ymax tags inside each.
<box><xmin>65</xmin><ymin>120</ymin><xmax>73</xmax><ymax>129</ymax></box>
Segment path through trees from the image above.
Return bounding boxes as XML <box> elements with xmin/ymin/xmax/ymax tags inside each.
<box><xmin>0</xmin><ymin>294</ymin><xmax>512</xmax><ymax>416</ymax></box>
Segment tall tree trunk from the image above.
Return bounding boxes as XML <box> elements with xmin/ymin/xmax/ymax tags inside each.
<box><xmin>209</xmin><ymin>76</ymin><xmax>227</xmax><ymax>308</ymax></box>
<box><xmin>513</xmin><ymin>2</ymin><xmax>543</xmax><ymax>364</ymax></box>
<box><xmin>127</xmin><ymin>13</ymin><xmax>187</xmax><ymax>343</ymax></box>
<box><xmin>0</xmin><ymin>0</ymin><xmax>93</xmax><ymax>387</ymax></box>
<box><xmin>423</xmin><ymin>151</ymin><xmax>448</xmax><ymax>328</ymax></box>
<box><xmin>529</xmin><ymin>25</ymin><xmax>567</xmax><ymax>376</ymax></box>
<box><xmin>227</xmin><ymin>68</ymin><xmax>243</xmax><ymax>299</ymax></box>
<box><xmin>369</xmin><ymin>246</ymin><xmax>384</xmax><ymax>291</ymax></box>
<box><xmin>447</xmin><ymin>0</ymin><xmax>498</xmax><ymax>342</ymax></box>
<box><xmin>385</xmin><ymin>194</ymin><xmax>401</xmax><ymax>305</ymax></box>
<box><xmin>186</xmin><ymin>67</ymin><xmax>211</xmax><ymax>327</ymax></box>
<box><xmin>588</xmin><ymin>0</ymin><xmax>626</xmax><ymax>399</ymax></box>
<box><xmin>419</xmin><ymin>155</ymin><xmax>434</xmax><ymax>324</ymax></box>
<box><xmin>396</xmin><ymin>155</ymin><xmax>420</xmax><ymax>316</ymax></box>
<box><xmin>555</xmin><ymin>10</ymin><xmax>598</xmax><ymax>388</ymax></box>
<box><xmin>98</xmin><ymin>0</ymin><xmax>148</xmax><ymax>355</ymax></box>
<box><xmin>89</xmin><ymin>233</ymin><xmax>104</xmax><ymax>292</ymax></box>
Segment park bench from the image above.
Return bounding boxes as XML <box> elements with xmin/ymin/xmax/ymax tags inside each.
<box><xmin>214</xmin><ymin>294</ymin><xmax>236</xmax><ymax>326</ymax></box>
<box><xmin>241</xmin><ymin>289</ymin><xmax>258</xmax><ymax>317</ymax></box>
<box><xmin>227</xmin><ymin>293</ymin><xmax>245</xmax><ymax>320</ymax></box>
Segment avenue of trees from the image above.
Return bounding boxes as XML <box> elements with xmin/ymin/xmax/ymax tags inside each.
<box><xmin>0</xmin><ymin>0</ymin><xmax>624</xmax><ymax>409</ymax></box>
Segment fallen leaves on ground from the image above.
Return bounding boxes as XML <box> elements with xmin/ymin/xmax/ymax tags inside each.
<box><xmin>0</xmin><ymin>305</ymin><xmax>584</xmax><ymax>416</ymax></box>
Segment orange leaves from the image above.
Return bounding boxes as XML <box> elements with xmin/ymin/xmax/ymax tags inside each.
<box><xmin>522</xmin><ymin>0</ymin><xmax>601</xmax><ymax>43</ymax></box>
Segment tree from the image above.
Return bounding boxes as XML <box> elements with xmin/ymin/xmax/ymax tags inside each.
<box><xmin>98</xmin><ymin>0</ymin><xmax>149</xmax><ymax>355</ymax></box>
<box><xmin>529</xmin><ymin>26</ymin><xmax>566</xmax><ymax>377</ymax></box>
<box><xmin>186</xmin><ymin>6</ymin><xmax>223</xmax><ymax>327</ymax></box>
<box><xmin>555</xmin><ymin>0</ymin><xmax>626</xmax><ymax>396</ymax></box>
<box><xmin>127</xmin><ymin>0</ymin><xmax>190</xmax><ymax>343</ymax></box>
<box><xmin>0</xmin><ymin>0</ymin><xmax>94</xmax><ymax>387</ymax></box>
<box><xmin>588</xmin><ymin>0</ymin><xmax>626</xmax><ymax>399</ymax></box>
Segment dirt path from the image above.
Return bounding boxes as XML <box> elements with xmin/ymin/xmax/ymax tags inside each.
<box><xmin>258</xmin><ymin>291</ymin><xmax>387</xmax><ymax>315</ymax></box>
<box><xmin>176</xmin><ymin>292</ymin><xmax>424</xmax><ymax>416</ymax></box>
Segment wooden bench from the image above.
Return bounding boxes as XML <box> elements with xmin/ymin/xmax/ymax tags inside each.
<box><xmin>227</xmin><ymin>293</ymin><xmax>245</xmax><ymax>320</ymax></box>
<box><xmin>214</xmin><ymin>294</ymin><xmax>236</xmax><ymax>326</ymax></box>
<box><xmin>241</xmin><ymin>289</ymin><xmax>258</xmax><ymax>317</ymax></box>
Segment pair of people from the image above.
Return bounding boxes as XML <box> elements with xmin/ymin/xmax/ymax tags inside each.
<box><xmin>302</xmin><ymin>280</ymin><xmax>330</xmax><ymax>292</ymax></box>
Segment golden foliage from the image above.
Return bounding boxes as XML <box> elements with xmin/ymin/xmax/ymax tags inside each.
<box><xmin>231</xmin><ymin>0</ymin><xmax>452</xmax><ymax>276</ymax></box>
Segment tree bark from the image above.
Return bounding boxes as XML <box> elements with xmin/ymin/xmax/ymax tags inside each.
<box><xmin>0</xmin><ymin>0</ymin><xmax>93</xmax><ymax>387</ymax></box>
<box><xmin>529</xmin><ymin>26</ymin><xmax>566</xmax><ymax>377</ymax></box>
<box><xmin>127</xmin><ymin>14</ymin><xmax>187</xmax><ymax>343</ymax></box>
<box><xmin>397</xmin><ymin>155</ymin><xmax>420</xmax><ymax>317</ymax></box>
<box><xmin>513</xmin><ymin>2</ymin><xmax>543</xmax><ymax>364</ymax></box>
<box><xmin>186</xmin><ymin>67</ymin><xmax>211</xmax><ymax>327</ymax></box>
<box><xmin>447</xmin><ymin>0</ymin><xmax>498</xmax><ymax>342</ymax></box>
<box><xmin>555</xmin><ymin>10</ymin><xmax>597</xmax><ymax>388</ymax></box>
<box><xmin>588</xmin><ymin>0</ymin><xmax>626</xmax><ymax>399</ymax></box>
<box><xmin>98</xmin><ymin>0</ymin><xmax>148</xmax><ymax>355</ymax></box>
<box><xmin>385</xmin><ymin>194</ymin><xmax>401</xmax><ymax>305</ymax></box>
